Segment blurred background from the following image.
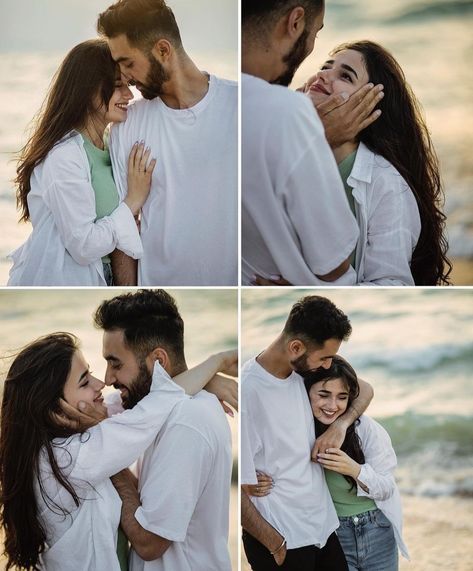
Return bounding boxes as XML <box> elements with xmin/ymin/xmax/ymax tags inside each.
<box><xmin>290</xmin><ymin>0</ymin><xmax>473</xmax><ymax>285</ymax></box>
<box><xmin>0</xmin><ymin>288</ymin><xmax>239</xmax><ymax>569</ymax></box>
<box><xmin>241</xmin><ymin>288</ymin><xmax>473</xmax><ymax>571</ymax></box>
<box><xmin>0</xmin><ymin>0</ymin><xmax>238</xmax><ymax>284</ymax></box>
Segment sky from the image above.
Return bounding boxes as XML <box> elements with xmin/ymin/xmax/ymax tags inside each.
<box><xmin>0</xmin><ymin>0</ymin><xmax>237</xmax><ymax>54</ymax></box>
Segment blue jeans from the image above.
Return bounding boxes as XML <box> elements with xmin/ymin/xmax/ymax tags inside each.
<box><xmin>336</xmin><ymin>509</ymin><xmax>398</xmax><ymax>571</ymax></box>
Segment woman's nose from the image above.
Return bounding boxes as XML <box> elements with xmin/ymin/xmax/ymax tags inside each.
<box><xmin>122</xmin><ymin>84</ymin><xmax>134</xmax><ymax>100</ymax></box>
<box><xmin>91</xmin><ymin>376</ymin><xmax>105</xmax><ymax>391</ymax></box>
<box><xmin>316</xmin><ymin>69</ymin><xmax>330</xmax><ymax>83</ymax></box>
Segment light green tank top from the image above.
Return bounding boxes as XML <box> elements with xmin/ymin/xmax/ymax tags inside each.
<box><xmin>324</xmin><ymin>468</ymin><xmax>376</xmax><ymax>517</ymax></box>
<box><xmin>116</xmin><ymin>526</ymin><xmax>129</xmax><ymax>571</ymax></box>
<box><xmin>337</xmin><ymin>150</ymin><xmax>358</xmax><ymax>268</ymax></box>
<box><xmin>82</xmin><ymin>136</ymin><xmax>120</xmax><ymax>264</ymax></box>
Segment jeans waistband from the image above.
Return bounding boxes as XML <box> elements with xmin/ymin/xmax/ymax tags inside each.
<box><xmin>338</xmin><ymin>508</ymin><xmax>380</xmax><ymax>525</ymax></box>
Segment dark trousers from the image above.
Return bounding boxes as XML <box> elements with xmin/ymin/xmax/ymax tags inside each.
<box><xmin>243</xmin><ymin>530</ymin><xmax>348</xmax><ymax>571</ymax></box>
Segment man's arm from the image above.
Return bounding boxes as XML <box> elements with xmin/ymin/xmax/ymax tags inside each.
<box><xmin>311</xmin><ymin>378</ymin><xmax>374</xmax><ymax>459</ymax></box>
<box><xmin>111</xmin><ymin>469</ymin><xmax>172</xmax><ymax>561</ymax></box>
<box><xmin>110</xmin><ymin>248</ymin><xmax>138</xmax><ymax>285</ymax></box>
<box><xmin>241</xmin><ymin>488</ymin><xmax>287</xmax><ymax>566</ymax></box>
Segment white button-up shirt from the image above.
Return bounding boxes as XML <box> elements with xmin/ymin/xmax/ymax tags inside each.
<box><xmin>36</xmin><ymin>365</ymin><xmax>185</xmax><ymax>571</ymax></box>
<box><xmin>348</xmin><ymin>142</ymin><xmax>421</xmax><ymax>285</ymax></box>
<box><xmin>8</xmin><ymin>131</ymin><xmax>142</xmax><ymax>286</ymax></box>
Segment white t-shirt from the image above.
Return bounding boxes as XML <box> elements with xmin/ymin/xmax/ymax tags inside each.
<box><xmin>241</xmin><ymin>73</ymin><xmax>359</xmax><ymax>286</ymax></box>
<box><xmin>109</xmin><ymin>75</ymin><xmax>238</xmax><ymax>286</ymax></box>
<box><xmin>130</xmin><ymin>390</ymin><xmax>232</xmax><ymax>571</ymax></box>
<box><xmin>241</xmin><ymin>358</ymin><xmax>339</xmax><ymax>549</ymax></box>
<box><xmin>35</xmin><ymin>364</ymin><xmax>185</xmax><ymax>571</ymax></box>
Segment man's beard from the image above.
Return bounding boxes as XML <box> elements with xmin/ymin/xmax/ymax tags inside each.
<box><xmin>137</xmin><ymin>55</ymin><xmax>170</xmax><ymax>100</ymax></box>
<box><xmin>290</xmin><ymin>351</ymin><xmax>318</xmax><ymax>376</ymax></box>
<box><xmin>121</xmin><ymin>361</ymin><xmax>152</xmax><ymax>410</ymax></box>
<box><xmin>271</xmin><ymin>27</ymin><xmax>310</xmax><ymax>87</ymax></box>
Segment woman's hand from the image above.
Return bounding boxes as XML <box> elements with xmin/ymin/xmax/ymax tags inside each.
<box><xmin>244</xmin><ymin>471</ymin><xmax>274</xmax><ymax>497</ymax></box>
<box><xmin>316</xmin><ymin>448</ymin><xmax>361</xmax><ymax>479</ymax></box>
<box><xmin>205</xmin><ymin>373</ymin><xmax>238</xmax><ymax>413</ymax></box>
<box><xmin>125</xmin><ymin>141</ymin><xmax>157</xmax><ymax>216</ymax></box>
<box><xmin>215</xmin><ymin>349</ymin><xmax>238</xmax><ymax>378</ymax></box>
<box><xmin>54</xmin><ymin>398</ymin><xmax>108</xmax><ymax>432</ymax></box>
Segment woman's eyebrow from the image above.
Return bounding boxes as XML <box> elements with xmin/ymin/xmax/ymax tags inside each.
<box><xmin>78</xmin><ymin>367</ymin><xmax>89</xmax><ymax>384</ymax></box>
<box><xmin>340</xmin><ymin>63</ymin><xmax>358</xmax><ymax>79</ymax></box>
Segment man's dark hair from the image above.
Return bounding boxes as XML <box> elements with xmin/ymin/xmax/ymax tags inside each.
<box><xmin>283</xmin><ymin>295</ymin><xmax>351</xmax><ymax>348</ymax></box>
<box><xmin>242</xmin><ymin>0</ymin><xmax>324</xmax><ymax>30</ymax></box>
<box><xmin>97</xmin><ymin>0</ymin><xmax>182</xmax><ymax>52</ymax></box>
<box><xmin>94</xmin><ymin>289</ymin><xmax>185</xmax><ymax>366</ymax></box>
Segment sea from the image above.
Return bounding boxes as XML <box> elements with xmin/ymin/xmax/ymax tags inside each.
<box><xmin>242</xmin><ymin>287</ymin><xmax>473</xmax><ymax>499</ymax></box>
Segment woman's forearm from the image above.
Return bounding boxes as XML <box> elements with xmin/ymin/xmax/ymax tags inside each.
<box><xmin>172</xmin><ymin>354</ymin><xmax>227</xmax><ymax>396</ymax></box>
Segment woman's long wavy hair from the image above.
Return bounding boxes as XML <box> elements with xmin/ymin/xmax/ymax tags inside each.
<box><xmin>332</xmin><ymin>40</ymin><xmax>451</xmax><ymax>285</ymax></box>
<box><xmin>304</xmin><ymin>355</ymin><xmax>364</xmax><ymax>489</ymax></box>
<box><xmin>15</xmin><ymin>39</ymin><xmax>117</xmax><ymax>223</ymax></box>
<box><xmin>0</xmin><ymin>333</ymin><xmax>82</xmax><ymax>570</ymax></box>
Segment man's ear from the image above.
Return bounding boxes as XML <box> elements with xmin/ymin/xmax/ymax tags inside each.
<box><xmin>286</xmin><ymin>6</ymin><xmax>306</xmax><ymax>41</ymax></box>
<box><xmin>150</xmin><ymin>39</ymin><xmax>172</xmax><ymax>62</ymax></box>
<box><xmin>146</xmin><ymin>347</ymin><xmax>171</xmax><ymax>373</ymax></box>
<box><xmin>287</xmin><ymin>338</ymin><xmax>307</xmax><ymax>358</ymax></box>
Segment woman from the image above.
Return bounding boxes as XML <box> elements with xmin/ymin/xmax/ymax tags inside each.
<box><xmin>256</xmin><ymin>41</ymin><xmax>451</xmax><ymax>286</ymax></box>
<box><xmin>306</xmin><ymin>41</ymin><xmax>450</xmax><ymax>285</ymax></box>
<box><xmin>8</xmin><ymin>39</ymin><xmax>155</xmax><ymax>286</ymax></box>
<box><xmin>0</xmin><ymin>332</ymin><xmax>236</xmax><ymax>570</ymax></box>
<box><xmin>249</xmin><ymin>356</ymin><xmax>408</xmax><ymax>570</ymax></box>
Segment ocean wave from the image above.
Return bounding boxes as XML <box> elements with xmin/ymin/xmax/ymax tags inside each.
<box><xmin>377</xmin><ymin>413</ymin><xmax>473</xmax><ymax>497</ymax></box>
<box><xmin>388</xmin><ymin>0</ymin><xmax>473</xmax><ymax>24</ymax></box>
<box><xmin>350</xmin><ymin>342</ymin><xmax>473</xmax><ymax>373</ymax></box>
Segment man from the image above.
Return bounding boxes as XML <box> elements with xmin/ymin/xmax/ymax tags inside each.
<box><xmin>241</xmin><ymin>0</ymin><xmax>384</xmax><ymax>286</ymax></box>
<box><xmin>87</xmin><ymin>289</ymin><xmax>233</xmax><ymax>570</ymax></box>
<box><xmin>241</xmin><ymin>295</ymin><xmax>374</xmax><ymax>570</ymax></box>
<box><xmin>97</xmin><ymin>0</ymin><xmax>237</xmax><ymax>286</ymax></box>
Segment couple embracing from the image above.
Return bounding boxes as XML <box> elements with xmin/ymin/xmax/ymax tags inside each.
<box><xmin>9</xmin><ymin>0</ymin><xmax>237</xmax><ymax>287</ymax></box>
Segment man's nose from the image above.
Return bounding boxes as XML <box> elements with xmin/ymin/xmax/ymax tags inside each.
<box><xmin>322</xmin><ymin>358</ymin><xmax>333</xmax><ymax>369</ymax></box>
<box><xmin>103</xmin><ymin>366</ymin><xmax>115</xmax><ymax>386</ymax></box>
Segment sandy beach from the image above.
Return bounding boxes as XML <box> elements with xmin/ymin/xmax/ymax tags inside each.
<box><xmin>241</xmin><ymin>494</ymin><xmax>473</xmax><ymax>571</ymax></box>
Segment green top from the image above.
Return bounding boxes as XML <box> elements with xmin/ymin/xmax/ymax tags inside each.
<box><xmin>116</xmin><ymin>526</ymin><xmax>129</xmax><ymax>571</ymax></box>
<box><xmin>337</xmin><ymin>150</ymin><xmax>358</xmax><ymax>268</ymax></box>
<box><xmin>324</xmin><ymin>469</ymin><xmax>376</xmax><ymax>517</ymax></box>
<box><xmin>82</xmin><ymin>135</ymin><xmax>120</xmax><ymax>264</ymax></box>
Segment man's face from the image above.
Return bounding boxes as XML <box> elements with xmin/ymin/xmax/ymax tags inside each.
<box><xmin>108</xmin><ymin>34</ymin><xmax>170</xmax><ymax>100</ymax></box>
<box><xmin>102</xmin><ymin>329</ymin><xmax>152</xmax><ymax>409</ymax></box>
<box><xmin>290</xmin><ymin>337</ymin><xmax>341</xmax><ymax>375</ymax></box>
<box><xmin>272</xmin><ymin>7</ymin><xmax>325</xmax><ymax>86</ymax></box>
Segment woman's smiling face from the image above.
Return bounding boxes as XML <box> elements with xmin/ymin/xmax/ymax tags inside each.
<box><xmin>305</xmin><ymin>49</ymin><xmax>369</xmax><ymax>106</ymax></box>
<box><xmin>308</xmin><ymin>377</ymin><xmax>350</xmax><ymax>425</ymax></box>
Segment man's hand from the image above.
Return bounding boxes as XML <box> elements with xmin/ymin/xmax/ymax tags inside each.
<box><xmin>251</xmin><ymin>274</ymin><xmax>292</xmax><ymax>286</ymax></box>
<box><xmin>53</xmin><ymin>398</ymin><xmax>107</xmax><ymax>432</ymax></box>
<box><xmin>316</xmin><ymin>448</ymin><xmax>361</xmax><ymax>479</ymax></box>
<box><xmin>311</xmin><ymin>418</ymin><xmax>348</xmax><ymax>461</ymax></box>
<box><xmin>316</xmin><ymin>83</ymin><xmax>384</xmax><ymax>148</ymax></box>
